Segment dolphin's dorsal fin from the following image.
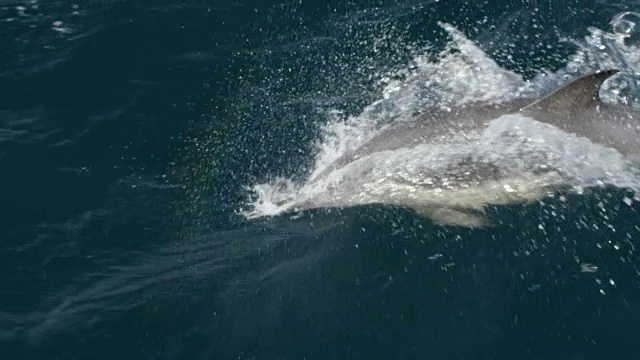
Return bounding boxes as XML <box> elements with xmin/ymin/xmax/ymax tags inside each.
<box><xmin>521</xmin><ymin>69</ymin><xmax>619</xmax><ymax>113</ymax></box>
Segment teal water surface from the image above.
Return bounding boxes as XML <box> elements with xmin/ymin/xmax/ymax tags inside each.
<box><xmin>1</xmin><ymin>1</ymin><xmax>640</xmax><ymax>359</ymax></box>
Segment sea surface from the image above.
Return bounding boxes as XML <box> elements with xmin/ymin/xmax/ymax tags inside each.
<box><xmin>2</xmin><ymin>1</ymin><xmax>640</xmax><ymax>359</ymax></box>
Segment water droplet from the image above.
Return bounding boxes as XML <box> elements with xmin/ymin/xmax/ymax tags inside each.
<box><xmin>580</xmin><ymin>263</ymin><xmax>598</xmax><ymax>273</ymax></box>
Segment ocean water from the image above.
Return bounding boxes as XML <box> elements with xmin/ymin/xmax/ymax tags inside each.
<box><xmin>2</xmin><ymin>1</ymin><xmax>640</xmax><ymax>359</ymax></box>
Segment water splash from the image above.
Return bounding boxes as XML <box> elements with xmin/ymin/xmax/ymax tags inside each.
<box><xmin>307</xmin><ymin>22</ymin><xmax>528</xmax><ymax>183</ymax></box>
<box><xmin>243</xmin><ymin>20</ymin><xmax>640</xmax><ymax>220</ymax></box>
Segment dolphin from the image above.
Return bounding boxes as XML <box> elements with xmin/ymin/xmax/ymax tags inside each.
<box><xmin>269</xmin><ymin>69</ymin><xmax>640</xmax><ymax>227</ymax></box>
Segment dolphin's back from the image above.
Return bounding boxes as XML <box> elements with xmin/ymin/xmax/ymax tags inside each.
<box><xmin>311</xmin><ymin>69</ymin><xmax>640</xmax><ymax>183</ymax></box>
<box><xmin>310</xmin><ymin>100</ymin><xmax>530</xmax><ymax>182</ymax></box>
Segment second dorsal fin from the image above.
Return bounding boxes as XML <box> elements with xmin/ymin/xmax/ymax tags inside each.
<box><xmin>521</xmin><ymin>69</ymin><xmax>619</xmax><ymax>113</ymax></box>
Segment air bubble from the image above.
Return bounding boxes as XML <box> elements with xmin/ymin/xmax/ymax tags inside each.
<box><xmin>611</xmin><ymin>12</ymin><xmax>640</xmax><ymax>45</ymax></box>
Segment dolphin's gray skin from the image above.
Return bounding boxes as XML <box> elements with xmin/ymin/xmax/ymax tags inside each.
<box><xmin>278</xmin><ymin>70</ymin><xmax>640</xmax><ymax>227</ymax></box>
<box><xmin>311</xmin><ymin>69</ymin><xmax>639</xmax><ymax>182</ymax></box>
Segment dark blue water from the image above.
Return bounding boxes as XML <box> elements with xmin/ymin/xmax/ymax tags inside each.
<box><xmin>2</xmin><ymin>1</ymin><xmax>640</xmax><ymax>359</ymax></box>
